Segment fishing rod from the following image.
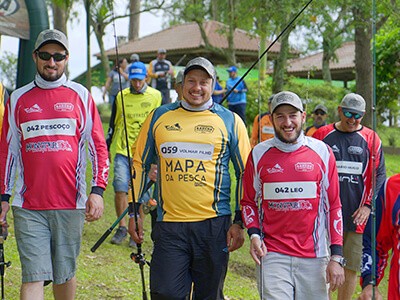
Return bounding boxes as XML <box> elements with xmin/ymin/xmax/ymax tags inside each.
<box><xmin>220</xmin><ymin>0</ymin><xmax>313</xmax><ymax>104</ymax></box>
<box><xmin>109</xmin><ymin>3</ymin><xmax>149</xmax><ymax>299</ymax></box>
<box><xmin>0</xmin><ymin>212</ymin><xmax>11</xmax><ymax>300</ymax></box>
<box><xmin>91</xmin><ymin>180</ymin><xmax>154</xmax><ymax>253</ymax></box>
<box><xmin>371</xmin><ymin>0</ymin><xmax>377</xmax><ymax>297</ymax></box>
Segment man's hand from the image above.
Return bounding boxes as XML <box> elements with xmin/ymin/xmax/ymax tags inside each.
<box><xmin>0</xmin><ymin>201</ymin><xmax>10</xmax><ymax>238</ymax></box>
<box><xmin>357</xmin><ymin>284</ymin><xmax>383</xmax><ymax>300</ymax></box>
<box><xmin>326</xmin><ymin>259</ymin><xmax>345</xmax><ymax>292</ymax></box>
<box><xmin>249</xmin><ymin>235</ymin><xmax>267</xmax><ymax>265</ymax></box>
<box><xmin>226</xmin><ymin>223</ymin><xmax>245</xmax><ymax>252</ymax></box>
<box><xmin>352</xmin><ymin>206</ymin><xmax>371</xmax><ymax>226</ymax></box>
<box><xmin>129</xmin><ymin>214</ymin><xmax>144</xmax><ymax>244</ymax></box>
<box><xmin>85</xmin><ymin>194</ymin><xmax>104</xmax><ymax>222</ymax></box>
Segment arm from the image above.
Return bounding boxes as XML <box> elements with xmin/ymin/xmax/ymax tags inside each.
<box><xmin>86</xmin><ymin>93</ymin><xmax>109</xmax><ymax>221</ymax></box>
<box><xmin>102</xmin><ymin>75</ymin><xmax>112</xmax><ymax>100</ymax></box>
<box><xmin>227</xmin><ymin>115</ymin><xmax>251</xmax><ymax>252</ymax></box>
<box><xmin>325</xmin><ymin>147</ymin><xmax>345</xmax><ymax>290</ymax></box>
<box><xmin>360</xmin><ymin>178</ymin><xmax>393</xmax><ymax>290</ymax></box>
<box><xmin>147</xmin><ymin>60</ymin><xmax>157</xmax><ymax>79</ymax></box>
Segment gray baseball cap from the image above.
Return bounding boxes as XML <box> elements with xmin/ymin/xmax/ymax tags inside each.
<box><xmin>313</xmin><ymin>104</ymin><xmax>328</xmax><ymax>114</ymax></box>
<box><xmin>175</xmin><ymin>69</ymin><xmax>184</xmax><ymax>84</ymax></box>
<box><xmin>34</xmin><ymin>29</ymin><xmax>69</xmax><ymax>52</ymax></box>
<box><xmin>271</xmin><ymin>91</ymin><xmax>304</xmax><ymax>113</ymax></box>
<box><xmin>130</xmin><ymin>53</ymin><xmax>140</xmax><ymax>62</ymax></box>
<box><xmin>340</xmin><ymin>93</ymin><xmax>366</xmax><ymax>113</ymax></box>
<box><xmin>184</xmin><ymin>57</ymin><xmax>215</xmax><ymax>79</ymax></box>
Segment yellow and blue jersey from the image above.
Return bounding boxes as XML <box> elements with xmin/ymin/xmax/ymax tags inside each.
<box><xmin>133</xmin><ymin>101</ymin><xmax>251</xmax><ymax>222</ymax></box>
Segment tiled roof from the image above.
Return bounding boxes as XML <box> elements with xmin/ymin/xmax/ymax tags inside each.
<box><xmin>283</xmin><ymin>41</ymin><xmax>355</xmax><ymax>81</ymax></box>
<box><xmin>101</xmin><ymin>20</ymin><xmax>289</xmax><ymax>65</ymax></box>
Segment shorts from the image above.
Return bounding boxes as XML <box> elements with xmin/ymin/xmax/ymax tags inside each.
<box><xmin>113</xmin><ymin>154</ymin><xmax>132</xmax><ymax>193</ymax></box>
<box><xmin>12</xmin><ymin>207</ymin><xmax>85</xmax><ymax>284</ymax></box>
<box><xmin>343</xmin><ymin>231</ymin><xmax>363</xmax><ymax>272</ymax></box>
<box><xmin>259</xmin><ymin>252</ymin><xmax>329</xmax><ymax>300</ymax></box>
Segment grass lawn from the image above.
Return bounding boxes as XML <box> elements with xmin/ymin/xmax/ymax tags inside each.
<box><xmin>2</xmin><ymin>140</ymin><xmax>398</xmax><ymax>299</ymax></box>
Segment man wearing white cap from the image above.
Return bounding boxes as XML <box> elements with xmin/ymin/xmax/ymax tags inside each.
<box><xmin>0</xmin><ymin>29</ymin><xmax>109</xmax><ymax>299</ymax></box>
<box><xmin>106</xmin><ymin>61</ymin><xmax>161</xmax><ymax>247</ymax></box>
<box><xmin>130</xmin><ymin>57</ymin><xmax>250</xmax><ymax>299</ymax></box>
<box><xmin>147</xmin><ymin>48</ymin><xmax>174</xmax><ymax>104</ymax></box>
<box><xmin>241</xmin><ymin>91</ymin><xmax>345</xmax><ymax>299</ymax></box>
<box><xmin>313</xmin><ymin>93</ymin><xmax>386</xmax><ymax>300</ymax></box>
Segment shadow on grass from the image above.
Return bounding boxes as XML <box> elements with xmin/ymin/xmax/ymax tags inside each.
<box><xmin>228</xmin><ymin>260</ymin><xmax>257</xmax><ymax>281</ymax></box>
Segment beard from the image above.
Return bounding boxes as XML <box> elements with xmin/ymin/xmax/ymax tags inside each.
<box><xmin>37</xmin><ymin>66</ymin><xmax>64</xmax><ymax>82</ymax></box>
<box><xmin>274</xmin><ymin>126</ymin><xmax>302</xmax><ymax>144</ymax></box>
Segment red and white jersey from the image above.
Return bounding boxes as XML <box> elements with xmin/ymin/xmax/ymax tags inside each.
<box><xmin>0</xmin><ymin>76</ymin><xmax>109</xmax><ymax>210</ymax></box>
<box><xmin>241</xmin><ymin>135</ymin><xmax>343</xmax><ymax>258</ymax></box>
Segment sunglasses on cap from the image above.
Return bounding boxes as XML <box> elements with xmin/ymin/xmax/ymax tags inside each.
<box><xmin>342</xmin><ymin>110</ymin><xmax>364</xmax><ymax>120</ymax></box>
<box><xmin>36</xmin><ymin>51</ymin><xmax>67</xmax><ymax>62</ymax></box>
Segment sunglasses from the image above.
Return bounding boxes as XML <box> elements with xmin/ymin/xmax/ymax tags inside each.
<box><xmin>36</xmin><ymin>51</ymin><xmax>67</xmax><ymax>62</ymax></box>
<box><xmin>314</xmin><ymin>111</ymin><xmax>326</xmax><ymax>116</ymax></box>
<box><xmin>342</xmin><ymin>110</ymin><xmax>363</xmax><ymax>120</ymax></box>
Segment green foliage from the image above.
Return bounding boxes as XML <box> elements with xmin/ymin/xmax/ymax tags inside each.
<box><xmin>376</xmin><ymin>20</ymin><xmax>400</xmax><ymax>126</ymax></box>
<box><xmin>0</xmin><ymin>51</ymin><xmax>18</xmax><ymax>89</ymax></box>
<box><xmin>245</xmin><ymin>77</ymin><xmax>347</xmax><ymax>128</ymax></box>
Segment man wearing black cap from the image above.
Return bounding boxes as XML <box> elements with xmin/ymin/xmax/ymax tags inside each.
<box><xmin>305</xmin><ymin>103</ymin><xmax>329</xmax><ymax>136</ymax></box>
<box><xmin>313</xmin><ymin>93</ymin><xmax>386</xmax><ymax>300</ymax></box>
<box><xmin>0</xmin><ymin>29</ymin><xmax>109</xmax><ymax>299</ymax></box>
<box><xmin>148</xmin><ymin>48</ymin><xmax>174</xmax><ymax>104</ymax></box>
<box><xmin>242</xmin><ymin>91</ymin><xmax>345</xmax><ymax>299</ymax></box>
<box><xmin>130</xmin><ymin>57</ymin><xmax>251</xmax><ymax>299</ymax></box>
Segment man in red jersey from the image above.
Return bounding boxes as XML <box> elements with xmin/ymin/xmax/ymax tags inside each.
<box><xmin>313</xmin><ymin>93</ymin><xmax>386</xmax><ymax>300</ymax></box>
<box><xmin>241</xmin><ymin>91</ymin><xmax>345</xmax><ymax>299</ymax></box>
<box><xmin>359</xmin><ymin>174</ymin><xmax>400</xmax><ymax>300</ymax></box>
<box><xmin>0</xmin><ymin>29</ymin><xmax>109</xmax><ymax>300</ymax></box>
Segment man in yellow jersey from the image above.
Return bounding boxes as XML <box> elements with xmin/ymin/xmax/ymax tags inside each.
<box><xmin>106</xmin><ymin>61</ymin><xmax>161</xmax><ymax>247</ymax></box>
<box><xmin>0</xmin><ymin>82</ymin><xmax>9</xmax><ymax>136</ymax></box>
<box><xmin>130</xmin><ymin>57</ymin><xmax>251</xmax><ymax>299</ymax></box>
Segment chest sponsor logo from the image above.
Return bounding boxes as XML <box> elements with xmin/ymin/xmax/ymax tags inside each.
<box><xmin>20</xmin><ymin>118</ymin><xmax>77</xmax><ymax>140</ymax></box>
<box><xmin>24</xmin><ymin>104</ymin><xmax>42</xmax><ymax>113</ymax></box>
<box><xmin>347</xmin><ymin>146</ymin><xmax>363</xmax><ymax>155</ymax></box>
<box><xmin>26</xmin><ymin>140</ymin><xmax>73</xmax><ymax>153</ymax></box>
<box><xmin>141</xmin><ymin>102</ymin><xmax>152</xmax><ymax>108</ymax></box>
<box><xmin>336</xmin><ymin>161</ymin><xmax>363</xmax><ymax>175</ymax></box>
<box><xmin>165</xmin><ymin>123</ymin><xmax>182</xmax><ymax>131</ymax></box>
<box><xmin>54</xmin><ymin>103</ymin><xmax>74</xmax><ymax>112</ymax></box>
<box><xmin>268</xmin><ymin>200</ymin><xmax>313</xmax><ymax>211</ymax></box>
<box><xmin>263</xmin><ymin>181</ymin><xmax>317</xmax><ymax>200</ymax></box>
<box><xmin>295</xmin><ymin>162</ymin><xmax>314</xmax><ymax>172</ymax></box>
<box><xmin>194</xmin><ymin>125</ymin><xmax>214</xmax><ymax>134</ymax></box>
<box><xmin>160</xmin><ymin>142</ymin><xmax>213</xmax><ymax>160</ymax></box>
<box><xmin>331</xmin><ymin>145</ymin><xmax>340</xmax><ymax>153</ymax></box>
<box><xmin>267</xmin><ymin>164</ymin><xmax>283</xmax><ymax>174</ymax></box>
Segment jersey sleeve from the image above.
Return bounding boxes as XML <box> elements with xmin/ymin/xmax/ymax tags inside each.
<box><xmin>87</xmin><ymin>93</ymin><xmax>109</xmax><ymax>190</ymax></box>
<box><xmin>230</xmin><ymin>114</ymin><xmax>251</xmax><ymax>221</ymax></box>
<box><xmin>132</xmin><ymin>110</ymin><xmax>157</xmax><ymax>203</ymax></box>
<box><xmin>325</xmin><ymin>147</ymin><xmax>343</xmax><ymax>255</ymax></box>
<box><xmin>240</xmin><ymin>150</ymin><xmax>261</xmax><ymax>235</ymax></box>
<box><xmin>360</xmin><ymin>178</ymin><xmax>394</xmax><ymax>288</ymax></box>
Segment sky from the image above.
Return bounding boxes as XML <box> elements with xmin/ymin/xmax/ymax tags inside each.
<box><xmin>0</xmin><ymin>2</ymin><xmax>163</xmax><ymax>80</ymax></box>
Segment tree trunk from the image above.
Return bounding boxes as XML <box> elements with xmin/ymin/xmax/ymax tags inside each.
<box><xmin>353</xmin><ymin>6</ymin><xmax>372</xmax><ymax>128</ymax></box>
<box><xmin>128</xmin><ymin>0</ymin><xmax>140</xmax><ymax>41</ymax></box>
<box><xmin>227</xmin><ymin>0</ymin><xmax>236</xmax><ymax>65</ymax></box>
<box><xmin>52</xmin><ymin>3</ymin><xmax>69</xmax><ymax>76</ymax></box>
<box><xmin>258</xmin><ymin>32</ymin><xmax>268</xmax><ymax>81</ymax></box>
<box><xmin>322</xmin><ymin>39</ymin><xmax>332</xmax><ymax>82</ymax></box>
<box><xmin>272</xmin><ymin>30</ymin><xmax>290</xmax><ymax>93</ymax></box>
<box><xmin>210</xmin><ymin>0</ymin><xmax>218</xmax><ymax>21</ymax></box>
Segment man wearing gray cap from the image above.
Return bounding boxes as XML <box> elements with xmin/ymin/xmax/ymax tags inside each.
<box><xmin>129</xmin><ymin>57</ymin><xmax>251</xmax><ymax>299</ymax></box>
<box><xmin>241</xmin><ymin>91</ymin><xmax>345</xmax><ymax>299</ymax></box>
<box><xmin>313</xmin><ymin>93</ymin><xmax>386</xmax><ymax>300</ymax></box>
<box><xmin>305</xmin><ymin>103</ymin><xmax>329</xmax><ymax>136</ymax></box>
<box><xmin>0</xmin><ymin>29</ymin><xmax>109</xmax><ymax>299</ymax></box>
<box><xmin>147</xmin><ymin>48</ymin><xmax>174</xmax><ymax>104</ymax></box>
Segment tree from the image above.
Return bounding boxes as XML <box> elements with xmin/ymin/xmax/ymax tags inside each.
<box><xmin>0</xmin><ymin>51</ymin><xmax>18</xmax><ymax>88</ymax></box>
<box><xmin>128</xmin><ymin>0</ymin><xmax>140</xmax><ymax>41</ymax></box>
